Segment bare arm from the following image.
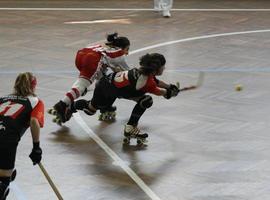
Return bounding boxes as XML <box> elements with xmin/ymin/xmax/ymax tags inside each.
<box><xmin>30</xmin><ymin>117</ymin><xmax>40</xmax><ymax>143</ymax></box>
<box><xmin>157</xmin><ymin>80</ymin><xmax>170</xmax><ymax>89</ymax></box>
<box><xmin>155</xmin><ymin>79</ymin><xmax>170</xmax><ymax>96</ymax></box>
<box><xmin>155</xmin><ymin>79</ymin><xmax>180</xmax><ymax>99</ymax></box>
<box><xmin>29</xmin><ymin>117</ymin><xmax>42</xmax><ymax>165</ymax></box>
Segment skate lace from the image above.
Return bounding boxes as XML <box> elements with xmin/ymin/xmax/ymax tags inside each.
<box><xmin>130</xmin><ymin>127</ymin><xmax>140</xmax><ymax>136</ymax></box>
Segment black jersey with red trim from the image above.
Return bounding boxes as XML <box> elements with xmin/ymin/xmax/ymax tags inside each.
<box><xmin>111</xmin><ymin>68</ymin><xmax>162</xmax><ymax>98</ymax></box>
<box><xmin>0</xmin><ymin>95</ymin><xmax>44</xmax><ymax>142</ymax></box>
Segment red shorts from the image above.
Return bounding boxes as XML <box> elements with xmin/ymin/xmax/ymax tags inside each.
<box><xmin>75</xmin><ymin>48</ymin><xmax>102</xmax><ymax>79</ymax></box>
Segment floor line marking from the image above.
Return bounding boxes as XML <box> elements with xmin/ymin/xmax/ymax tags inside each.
<box><xmin>5</xmin><ymin>28</ymin><xmax>269</xmax><ymax>199</ymax></box>
<box><xmin>73</xmin><ymin>113</ymin><xmax>162</xmax><ymax>200</ymax></box>
<box><xmin>129</xmin><ymin>29</ymin><xmax>270</xmax><ymax>54</ymax></box>
<box><xmin>1</xmin><ymin>8</ymin><xmax>270</xmax><ymax>11</ymax></box>
<box><xmin>1</xmin><ymin>30</ymin><xmax>270</xmax><ymax>75</ymax></box>
<box><xmin>72</xmin><ymin>28</ymin><xmax>270</xmax><ymax>200</ymax></box>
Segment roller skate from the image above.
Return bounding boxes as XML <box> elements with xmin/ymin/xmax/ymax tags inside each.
<box><xmin>98</xmin><ymin>106</ymin><xmax>117</xmax><ymax>122</ymax></box>
<box><xmin>48</xmin><ymin>101</ymin><xmax>71</xmax><ymax>125</ymax></box>
<box><xmin>123</xmin><ymin>124</ymin><xmax>148</xmax><ymax>146</ymax></box>
<box><xmin>74</xmin><ymin>99</ymin><xmax>97</xmax><ymax>116</ymax></box>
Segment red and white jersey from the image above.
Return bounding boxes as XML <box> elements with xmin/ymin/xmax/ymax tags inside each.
<box><xmin>111</xmin><ymin>68</ymin><xmax>162</xmax><ymax>98</ymax></box>
<box><xmin>0</xmin><ymin>95</ymin><xmax>44</xmax><ymax>142</ymax></box>
<box><xmin>75</xmin><ymin>44</ymin><xmax>129</xmax><ymax>82</ymax></box>
<box><xmin>87</xmin><ymin>44</ymin><xmax>129</xmax><ymax>70</ymax></box>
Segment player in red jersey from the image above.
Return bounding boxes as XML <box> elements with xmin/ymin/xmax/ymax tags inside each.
<box><xmin>73</xmin><ymin>53</ymin><xmax>179</xmax><ymax>144</ymax></box>
<box><xmin>51</xmin><ymin>32</ymin><xmax>130</xmax><ymax>124</ymax></box>
<box><xmin>0</xmin><ymin>72</ymin><xmax>44</xmax><ymax>200</ymax></box>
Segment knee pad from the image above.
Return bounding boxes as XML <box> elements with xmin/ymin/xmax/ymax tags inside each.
<box><xmin>138</xmin><ymin>95</ymin><xmax>153</xmax><ymax>109</ymax></box>
<box><xmin>72</xmin><ymin>78</ymin><xmax>91</xmax><ymax>96</ymax></box>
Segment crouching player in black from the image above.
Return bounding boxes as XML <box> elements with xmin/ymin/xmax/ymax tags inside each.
<box><xmin>73</xmin><ymin>53</ymin><xmax>179</xmax><ymax>145</ymax></box>
<box><xmin>0</xmin><ymin>72</ymin><xmax>44</xmax><ymax>200</ymax></box>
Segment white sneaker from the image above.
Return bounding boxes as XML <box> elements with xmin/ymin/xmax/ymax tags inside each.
<box><xmin>162</xmin><ymin>9</ymin><xmax>171</xmax><ymax>18</ymax></box>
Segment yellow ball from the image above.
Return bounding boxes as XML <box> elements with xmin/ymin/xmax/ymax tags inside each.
<box><xmin>235</xmin><ymin>84</ymin><xmax>243</xmax><ymax>91</ymax></box>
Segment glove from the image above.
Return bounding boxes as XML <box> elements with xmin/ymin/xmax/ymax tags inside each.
<box><xmin>164</xmin><ymin>88</ymin><xmax>172</xmax><ymax>99</ymax></box>
<box><xmin>29</xmin><ymin>142</ymin><xmax>42</xmax><ymax>165</ymax></box>
<box><xmin>164</xmin><ymin>84</ymin><xmax>180</xmax><ymax>99</ymax></box>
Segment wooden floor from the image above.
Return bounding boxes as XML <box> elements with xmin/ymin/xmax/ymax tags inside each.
<box><xmin>1</xmin><ymin>1</ymin><xmax>270</xmax><ymax>200</ymax></box>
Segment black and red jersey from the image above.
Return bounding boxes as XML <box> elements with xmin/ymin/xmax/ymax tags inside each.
<box><xmin>111</xmin><ymin>68</ymin><xmax>161</xmax><ymax>98</ymax></box>
<box><xmin>0</xmin><ymin>95</ymin><xmax>44</xmax><ymax>142</ymax></box>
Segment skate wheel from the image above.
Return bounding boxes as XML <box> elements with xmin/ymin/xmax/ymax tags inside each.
<box><xmin>137</xmin><ymin>139</ymin><xmax>143</xmax><ymax>145</ymax></box>
<box><xmin>123</xmin><ymin>138</ymin><xmax>130</xmax><ymax>144</ymax></box>
<box><xmin>137</xmin><ymin>137</ymin><xmax>147</xmax><ymax>145</ymax></box>
<box><xmin>48</xmin><ymin>109</ymin><xmax>56</xmax><ymax>115</ymax></box>
<box><xmin>101</xmin><ymin>114</ymin><xmax>107</xmax><ymax>121</ymax></box>
<box><xmin>108</xmin><ymin>116</ymin><xmax>115</xmax><ymax>122</ymax></box>
<box><xmin>53</xmin><ymin>118</ymin><xmax>61</xmax><ymax>125</ymax></box>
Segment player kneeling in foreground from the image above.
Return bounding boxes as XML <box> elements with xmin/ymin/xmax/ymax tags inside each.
<box><xmin>73</xmin><ymin>53</ymin><xmax>180</xmax><ymax>145</ymax></box>
<box><xmin>0</xmin><ymin>72</ymin><xmax>44</xmax><ymax>200</ymax></box>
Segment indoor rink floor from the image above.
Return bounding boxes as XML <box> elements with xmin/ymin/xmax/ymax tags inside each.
<box><xmin>1</xmin><ymin>0</ymin><xmax>270</xmax><ymax>199</ymax></box>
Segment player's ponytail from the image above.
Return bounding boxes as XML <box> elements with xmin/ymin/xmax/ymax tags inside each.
<box><xmin>13</xmin><ymin>72</ymin><xmax>37</xmax><ymax>97</ymax></box>
<box><xmin>139</xmin><ymin>53</ymin><xmax>166</xmax><ymax>75</ymax></box>
<box><xmin>106</xmin><ymin>32</ymin><xmax>130</xmax><ymax>49</ymax></box>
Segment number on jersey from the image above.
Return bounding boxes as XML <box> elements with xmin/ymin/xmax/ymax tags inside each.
<box><xmin>0</xmin><ymin>101</ymin><xmax>25</xmax><ymax>119</ymax></box>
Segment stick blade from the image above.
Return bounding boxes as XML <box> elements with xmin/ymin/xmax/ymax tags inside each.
<box><xmin>176</xmin><ymin>81</ymin><xmax>180</xmax><ymax>89</ymax></box>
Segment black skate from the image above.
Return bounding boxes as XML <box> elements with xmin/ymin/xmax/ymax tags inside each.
<box><xmin>48</xmin><ymin>101</ymin><xmax>71</xmax><ymax>125</ymax></box>
<box><xmin>99</xmin><ymin>106</ymin><xmax>117</xmax><ymax>122</ymax></box>
<box><xmin>123</xmin><ymin>125</ymin><xmax>148</xmax><ymax>146</ymax></box>
<box><xmin>74</xmin><ymin>99</ymin><xmax>97</xmax><ymax>116</ymax></box>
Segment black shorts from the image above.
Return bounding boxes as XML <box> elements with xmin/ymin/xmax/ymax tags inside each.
<box><xmin>0</xmin><ymin>142</ymin><xmax>18</xmax><ymax>170</ymax></box>
<box><xmin>91</xmin><ymin>78</ymin><xmax>117</xmax><ymax>110</ymax></box>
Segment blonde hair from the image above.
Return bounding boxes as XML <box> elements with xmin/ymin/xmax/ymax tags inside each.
<box><xmin>13</xmin><ymin>72</ymin><xmax>36</xmax><ymax>97</ymax></box>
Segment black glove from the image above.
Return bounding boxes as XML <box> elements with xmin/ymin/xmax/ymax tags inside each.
<box><xmin>164</xmin><ymin>88</ymin><xmax>172</xmax><ymax>99</ymax></box>
<box><xmin>29</xmin><ymin>142</ymin><xmax>42</xmax><ymax>165</ymax></box>
<box><xmin>164</xmin><ymin>84</ymin><xmax>180</xmax><ymax>99</ymax></box>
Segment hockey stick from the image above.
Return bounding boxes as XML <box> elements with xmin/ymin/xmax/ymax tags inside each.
<box><xmin>38</xmin><ymin>163</ymin><xmax>64</xmax><ymax>200</ymax></box>
<box><xmin>178</xmin><ymin>71</ymin><xmax>204</xmax><ymax>92</ymax></box>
